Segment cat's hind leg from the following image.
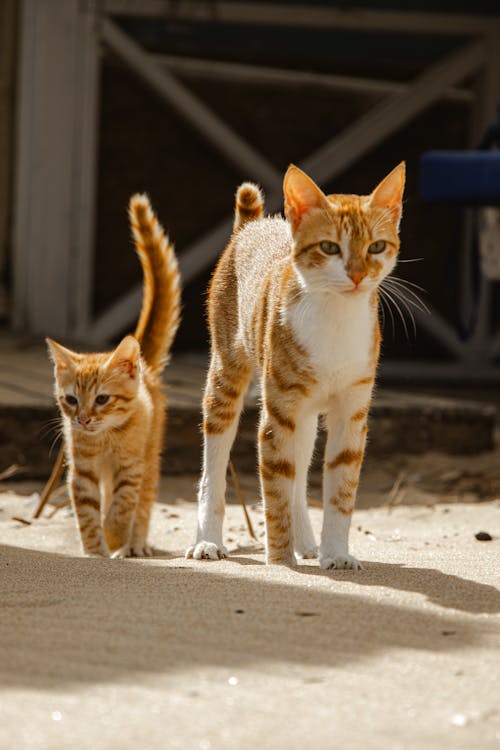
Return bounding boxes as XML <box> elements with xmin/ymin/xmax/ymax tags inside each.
<box><xmin>187</xmin><ymin>354</ymin><xmax>251</xmax><ymax>560</ymax></box>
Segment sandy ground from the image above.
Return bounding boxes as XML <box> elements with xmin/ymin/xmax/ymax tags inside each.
<box><xmin>0</xmin><ymin>469</ymin><xmax>499</xmax><ymax>750</ymax></box>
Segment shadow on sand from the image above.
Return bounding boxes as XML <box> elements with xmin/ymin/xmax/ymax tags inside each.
<box><xmin>1</xmin><ymin>543</ymin><xmax>497</xmax><ymax>690</ymax></box>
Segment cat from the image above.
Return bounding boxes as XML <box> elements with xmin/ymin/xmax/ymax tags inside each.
<box><xmin>47</xmin><ymin>194</ymin><xmax>181</xmax><ymax>558</ymax></box>
<box><xmin>187</xmin><ymin>163</ymin><xmax>405</xmax><ymax>569</ymax></box>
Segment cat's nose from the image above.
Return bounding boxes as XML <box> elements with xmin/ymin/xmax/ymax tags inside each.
<box><xmin>349</xmin><ymin>271</ymin><xmax>366</xmax><ymax>286</ymax></box>
<box><xmin>78</xmin><ymin>412</ymin><xmax>91</xmax><ymax>425</ymax></box>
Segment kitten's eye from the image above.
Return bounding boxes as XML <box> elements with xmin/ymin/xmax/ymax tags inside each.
<box><xmin>95</xmin><ymin>394</ymin><xmax>110</xmax><ymax>406</ymax></box>
<box><xmin>368</xmin><ymin>240</ymin><xmax>386</xmax><ymax>254</ymax></box>
<box><xmin>319</xmin><ymin>240</ymin><xmax>341</xmax><ymax>255</ymax></box>
<box><xmin>65</xmin><ymin>394</ymin><xmax>78</xmax><ymax>406</ymax></box>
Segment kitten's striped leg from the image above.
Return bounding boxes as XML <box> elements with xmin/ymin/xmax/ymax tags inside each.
<box><xmin>187</xmin><ymin>358</ymin><xmax>251</xmax><ymax>560</ymax></box>
<box><xmin>70</xmin><ymin>463</ymin><xmax>109</xmax><ymax>557</ymax></box>
<box><xmin>130</xmin><ymin>451</ymin><xmax>162</xmax><ymax>557</ymax></box>
<box><xmin>104</xmin><ymin>462</ymin><xmax>143</xmax><ymax>557</ymax></box>
<box><xmin>320</xmin><ymin>379</ymin><xmax>373</xmax><ymax>571</ymax></box>
<box><xmin>130</xmin><ymin>412</ymin><xmax>165</xmax><ymax>557</ymax></box>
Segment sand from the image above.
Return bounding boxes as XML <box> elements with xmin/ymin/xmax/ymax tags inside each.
<box><xmin>0</xmin><ymin>476</ymin><xmax>499</xmax><ymax>750</ymax></box>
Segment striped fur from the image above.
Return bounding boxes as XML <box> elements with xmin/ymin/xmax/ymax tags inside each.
<box><xmin>47</xmin><ymin>195</ymin><xmax>180</xmax><ymax>558</ymax></box>
<box><xmin>188</xmin><ymin>163</ymin><xmax>405</xmax><ymax>569</ymax></box>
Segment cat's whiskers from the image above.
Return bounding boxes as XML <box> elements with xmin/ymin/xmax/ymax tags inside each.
<box><xmin>384</xmin><ymin>276</ymin><xmax>429</xmax><ymax>314</ymax></box>
<box><xmin>379</xmin><ymin>283</ymin><xmax>413</xmax><ymax>339</ymax></box>
<box><xmin>377</xmin><ymin>285</ymin><xmax>397</xmax><ymax>337</ymax></box>
<box><xmin>39</xmin><ymin>416</ymin><xmax>64</xmax><ymax>440</ymax></box>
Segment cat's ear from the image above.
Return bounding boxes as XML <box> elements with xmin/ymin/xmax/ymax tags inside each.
<box><xmin>370</xmin><ymin>162</ymin><xmax>405</xmax><ymax>227</ymax></box>
<box><xmin>46</xmin><ymin>338</ymin><xmax>76</xmax><ymax>373</ymax></box>
<box><xmin>106</xmin><ymin>335</ymin><xmax>140</xmax><ymax>378</ymax></box>
<box><xmin>284</xmin><ymin>164</ymin><xmax>329</xmax><ymax>231</ymax></box>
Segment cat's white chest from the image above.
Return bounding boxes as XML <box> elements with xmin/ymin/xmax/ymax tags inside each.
<box><xmin>286</xmin><ymin>292</ymin><xmax>375</xmax><ymax>393</ymax></box>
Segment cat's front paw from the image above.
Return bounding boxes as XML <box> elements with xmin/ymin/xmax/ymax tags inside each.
<box><xmin>320</xmin><ymin>553</ymin><xmax>363</xmax><ymax>571</ymax></box>
<box><xmin>186</xmin><ymin>541</ymin><xmax>228</xmax><ymax>560</ymax></box>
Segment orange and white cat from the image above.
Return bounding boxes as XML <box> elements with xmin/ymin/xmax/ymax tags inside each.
<box><xmin>187</xmin><ymin>163</ymin><xmax>405</xmax><ymax>569</ymax></box>
<box><xmin>47</xmin><ymin>195</ymin><xmax>180</xmax><ymax>558</ymax></box>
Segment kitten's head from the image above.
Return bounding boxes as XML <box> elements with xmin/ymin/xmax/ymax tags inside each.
<box><xmin>47</xmin><ymin>335</ymin><xmax>142</xmax><ymax>435</ymax></box>
<box><xmin>284</xmin><ymin>163</ymin><xmax>405</xmax><ymax>296</ymax></box>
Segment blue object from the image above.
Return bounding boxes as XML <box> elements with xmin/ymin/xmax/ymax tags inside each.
<box><xmin>420</xmin><ymin>151</ymin><xmax>500</xmax><ymax>206</ymax></box>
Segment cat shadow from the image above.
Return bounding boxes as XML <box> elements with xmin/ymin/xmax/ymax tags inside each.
<box><xmin>1</xmin><ymin>542</ymin><xmax>491</xmax><ymax>691</ymax></box>
<box><xmin>294</xmin><ymin>559</ymin><xmax>500</xmax><ymax>614</ymax></box>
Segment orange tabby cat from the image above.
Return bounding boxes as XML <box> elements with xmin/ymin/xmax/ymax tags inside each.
<box><xmin>187</xmin><ymin>163</ymin><xmax>405</xmax><ymax>569</ymax></box>
<box><xmin>47</xmin><ymin>195</ymin><xmax>180</xmax><ymax>557</ymax></box>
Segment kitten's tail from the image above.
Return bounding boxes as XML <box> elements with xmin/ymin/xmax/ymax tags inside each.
<box><xmin>129</xmin><ymin>193</ymin><xmax>181</xmax><ymax>374</ymax></box>
<box><xmin>233</xmin><ymin>182</ymin><xmax>264</xmax><ymax>231</ymax></box>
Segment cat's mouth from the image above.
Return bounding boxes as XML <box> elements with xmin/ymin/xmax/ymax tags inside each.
<box><xmin>73</xmin><ymin>421</ymin><xmax>99</xmax><ymax>433</ymax></box>
<box><xmin>343</xmin><ymin>286</ymin><xmax>365</xmax><ymax>295</ymax></box>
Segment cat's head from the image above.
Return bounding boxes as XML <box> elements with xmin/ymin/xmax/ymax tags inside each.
<box><xmin>284</xmin><ymin>163</ymin><xmax>405</xmax><ymax>296</ymax></box>
<box><xmin>47</xmin><ymin>335</ymin><xmax>142</xmax><ymax>435</ymax></box>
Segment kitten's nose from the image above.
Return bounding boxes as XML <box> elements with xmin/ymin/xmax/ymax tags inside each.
<box><xmin>78</xmin><ymin>411</ymin><xmax>90</xmax><ymax>425</ymax></box>
<box><xmin>349</xmin><ymin>271</ymin><xmax>366</xmax><ymax>286</ymax></box>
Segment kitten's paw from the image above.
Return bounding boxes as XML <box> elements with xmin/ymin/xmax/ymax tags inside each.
<box><xmin>110</xmin><ymin>545</ymin><xmax>130</xmax><ymax>559</ymax></box>
<box><xmin>320</xmin><ymin>554</ymin><xmax>363</xmax><ymax>571</ymax></box>
<box><xmin>296</xmin><ymin>545</ymin><xmax>319</xmax><ymax>560</ymax></box>
<box><xmin>186</xmin><ymin>542</ymin><xmax>228</xmax><ymax>560</ymax></box>
<box><xmin>128</xmin><ymin>543</ymin><xmax>153</xmax><ymax>558</ymax></box>
<box><xmin>84</xmin><ymin>547</ymin><xmax>110</xmax><ymax>558</ymax></box>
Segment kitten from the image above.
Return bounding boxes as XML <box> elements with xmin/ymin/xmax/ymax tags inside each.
<box><xmin>187</xmin><ymin>163</ymin><xmax>405</xmax><ymax>569</ymax></box>
<box><xmin>47</xmin><ymin>194</ymin><xmax>181</xmax><ymax>557</ymax></box>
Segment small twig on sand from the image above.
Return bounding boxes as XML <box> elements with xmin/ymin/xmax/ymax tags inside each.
<box><xmin>0</xmin><ymin>464</ymin><xmax>21</xmax><ymax>481</ymax></box>
<box><xmin>229</xmin><ymin>460</ymin><xmax>257</xmax><ymax>540</ymax></box>
<box><xmin>11</xmin><ymin>516</ymin><xmax>32</xmax><ymax>526</ymax></box>
<box><xmin>33</xmin><ymin>446</ymin><xmax>65</xmax><ymax>519</ymax></box>
<box><xmin>47</xmin><ymin>496</ymin><xmax>70</xmax><ymax>518</ymax></box>
<box><xmin>307</xmin><ymin>497</ymin><xmax>322</xmax><ymax>508</ymax></box>
<box><xmin>386</xmin><ymin>470</ymin><xmax>409</xmax><ymax>512</ymax></box>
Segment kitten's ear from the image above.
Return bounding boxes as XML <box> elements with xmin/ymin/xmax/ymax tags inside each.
<box><xmin>46</xmin><ymin>338</ymin><xmax>76</xmax><ymax>372</ymax></box>
<box><xmin>284</xmin><ymin>164</ymin><xmax>328</xmax><ymax>231</ymax></box>
<box><xmin>106</xmin><ymin>335</ymin><xmax>140</xmax><ymax>378</ymax></box>
<box><xmin>370</xmin><ymin>162</ymin><xmax>406</xmax><ymax>227</ymax></box>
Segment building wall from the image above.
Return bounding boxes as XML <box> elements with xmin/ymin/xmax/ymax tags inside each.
<box><xmin>0</xmin><ymin>0</ymin><xmax>17</xmax><ymax>321</ymax></box>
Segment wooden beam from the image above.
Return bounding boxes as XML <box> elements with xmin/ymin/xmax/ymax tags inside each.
<box><xmin>301</xmin><ymin>40</ymin><xmax>485</xmax><ymax>186</ymax></box>
<box><xmin>380</xmin><ymin>360</ymin><xmax>500</xmax><ymax>383</ymax></box>
<box><xmin>71</xmin><ymin>4</ymin><xmax>101</xmax><ymax>339</ymax></box>
<box><xmin>13</xmin><ymin>0</ymin><xmax>100</xmax><ymax>338</ymax></box>
<box><xmin>101</xmin><ymin>19</ymin><xmax>281</xmax><ymax>192</ymax></box>
<box><xmin>90</xmin><ymin>35</ymin><xmax>484</xmax><ymax>356</ymax></box>
<box><xmin>103</xmin><ymin>1</ymin><xmax>494</xmax><ymax>35</ymax></box>
<box><xmin>89</xmin><ymin>217</ymin><xmax>235</xmax><ymax>342</ymax></box>
<box><xmin>154</xmin><ymin>54</ymin><xmax>474</xmax><ymax>104</ymax></box>
<box><xmin>0</xmin><ymin>0</ymin><xmax>17</xmax><ymax>319</ymax></box>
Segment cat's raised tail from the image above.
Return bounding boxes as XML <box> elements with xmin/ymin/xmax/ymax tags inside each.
<box><xmin>233</xmin><ymin>182</ymin><xmax>264</xmax><ymax>231</ymax></box>
<box><xmin>129</xmin><ymin>193</ymin><xmax>181</xmax><ymax>374</ymax></box>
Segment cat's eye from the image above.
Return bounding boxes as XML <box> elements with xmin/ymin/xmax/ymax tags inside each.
<box><xmin>95</xmin><ymin>394</ymin><xmax>110</xmax><ymax>405</ymax></box>
<box><xmin>319</xmin><ymin>240</ymin><xmax>341</xmax><ymax>255</ymax></box>
<box><xmin>368</xmin><ymin>240</ymin><xmax>386</xmax><ymax>254</ymax></box>
<box><xmin>65</xmin><ymin>394</ymin><xmax>78</xmax><ymax>406</ymax></box>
